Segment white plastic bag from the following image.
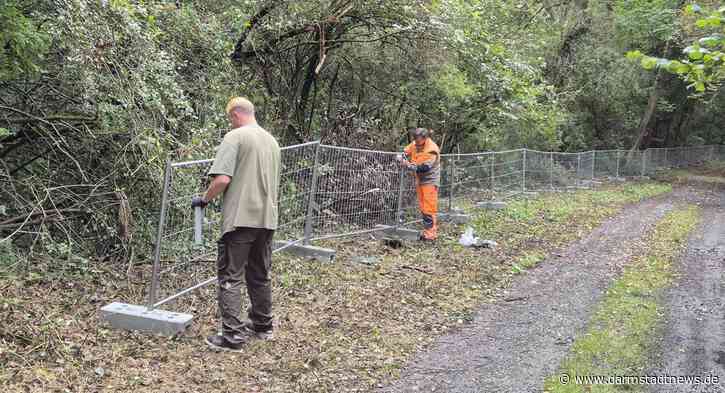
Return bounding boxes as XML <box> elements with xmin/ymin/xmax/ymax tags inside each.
<box><xmin>459</xmin><ymin>226</ymin><xmax>477</xmax><ymax>247</ymax></box>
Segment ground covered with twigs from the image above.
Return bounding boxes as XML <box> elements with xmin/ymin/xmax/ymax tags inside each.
<box><xmin>1</xmin><ymin>181</ymin><xmax>672</xmax><ymax>392</ymax></box>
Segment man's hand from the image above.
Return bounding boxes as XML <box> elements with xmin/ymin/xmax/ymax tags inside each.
<box><xmin>191</xmin><ymin>196</ymin><xmax>209</xmax><ymax>209</ymax></box>
<box><xmin>396</xmin><ymin>154</ymin><xmax>415</xmax><ymax>170</ymax></box>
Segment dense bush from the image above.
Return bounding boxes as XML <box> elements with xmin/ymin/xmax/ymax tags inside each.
<box><xmin>0</xmin><ymin>0</ymin><xmax>722</xmax><ymax>262</ymax></box>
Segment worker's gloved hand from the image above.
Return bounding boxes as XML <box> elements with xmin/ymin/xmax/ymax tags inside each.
<box><xmin>191</xmin><ymin>196</ymin><xmax>208</xmax><ymax>209</ymax></box>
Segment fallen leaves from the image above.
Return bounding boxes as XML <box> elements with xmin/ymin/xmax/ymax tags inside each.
<box><xmin>0</xmin><ymin>181</ymin><xmax>674</xmax><ymax>392</ymax></box>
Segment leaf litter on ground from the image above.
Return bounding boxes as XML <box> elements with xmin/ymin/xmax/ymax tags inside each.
<box><xmin>0</xmin><ymin>181</ymin><xmax>672</xmax><ymax>392</ymax></box>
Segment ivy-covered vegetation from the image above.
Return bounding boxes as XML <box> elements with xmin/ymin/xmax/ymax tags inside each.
<box><xmin>0</xmin><ymin>0</ymin><xmax>723</xmax><ymax>261</ymax></box>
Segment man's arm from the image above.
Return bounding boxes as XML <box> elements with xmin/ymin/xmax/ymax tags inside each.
<box><xmin>196</xmin><ymin>132</ymin><xmax>238</xmax><ymax>208</ymax></box>
<box><xmin>397</xmin><ymin>144</ymin><xmax>415</xmax><ymax>169</ymax></box>
<box><xmin>192</xmin><ymin>175</ymin><xmax>231</xmax><ymax>208</ymax></box>
<box><xmin>414</xmin><ymin>151</ymin><xmax>438</xmax><ymax>173</ymax></box>
<box><xmin>204</xmin><ymin>175</ymin><xmax>231</xmax><ymax>202</ymax></box>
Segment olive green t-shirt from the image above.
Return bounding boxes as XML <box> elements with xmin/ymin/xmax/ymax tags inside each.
<box><xmin>208</xmin><ymin>124</ymin><xmax>281</xmax><ymax>235</ymax></box>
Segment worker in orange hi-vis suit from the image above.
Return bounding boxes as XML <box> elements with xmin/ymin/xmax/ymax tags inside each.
<box><xmin>397</xmin><ymin>127</ymin><xmax>441</xmax><ymax>241</ymax></box>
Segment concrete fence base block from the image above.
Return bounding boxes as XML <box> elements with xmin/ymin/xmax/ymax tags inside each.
<box><xmin>449</xmin><ymin>207</ymin><xmax>466</xmax><ymax>214</ymax></box>
<box><xmin>439</xmin><ymin>213</ymin><xmax>471</xmax><ymax>224</ymax></box>
<box><xmin>101</xmin><ymin>302</ymin><xmax>193</xmax><ymax>336</ymax></box>
<box><xmin>607</xmin><ymin>176</ymin><xmax>627</xmax><ymax>182</ymax></box>
<box><xmin>372</xmin><ymin>225</ymin><xmax>420</xmax><ymax>241</ymax></box>
<box><xmin>274</xmin><ymin>241</ymin><xmax>336</xmax><ymax>262</ymax></box>
<box><xmin>476</xmin><ymin>201</ymin><xmax>507</xmax><ymax>210</ymax></box>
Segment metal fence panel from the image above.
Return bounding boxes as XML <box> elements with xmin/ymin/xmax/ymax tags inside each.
<box><xmin>443</xmin><ymin>152</ymin><xmax>495</xmax><ymax>203</ymax></box>
<box><xmin>578</xmin><ymin>151</ymin><xmax>595</xmax><ymax>186</ymax></box>
<box><xmin>593</xmin><ymin>150</ymin><xmax>619</xmax><ymax>178</ymax></box>
<box><xmin>492</xmin><ymin>149</ymin><xmax>524</xmax><ymax>198</ymax></box>
<box><xmin>310</xmin><ymin>145</ymin><xmax>402</xmax><ymax>239</ymax></box>
<box><xmin>148</xmin><ymin>142</ymin><xmax>319</xmax><ymax>307</ymax></box>
<box><xmin>552</xmin><ymin>152</ymin><xmax>580</xmax><ymax>189</ymax></box>
<box><xmin>147</xmin><ymin>142</ymin><xmax>725</xmax><ymax>309</ymax></box>
<box><xmin>523</xmin><ymin>149</ymin><xmax>552</xmax><ymax>192</ymax></box>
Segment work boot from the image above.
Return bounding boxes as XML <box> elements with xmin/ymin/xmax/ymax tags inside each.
<box><xmin>242</xmin><ymin>321</ymin><xmax>274</xmax><ymax>341</ymax></box>
<box><xmin>205</xmin><ymin>335</ymin><xmax>245</xmax><ymax>352</ymax></box>
<box><xmin>419</xmin><ymin>233</ymin><xmax>436</xmax><ymax>242</ymax></box>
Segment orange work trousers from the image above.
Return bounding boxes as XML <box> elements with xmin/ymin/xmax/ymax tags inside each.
<box><xmin>416</xmin><ymin>183</ymin><xmax>438</xmax><ymax>240</ymax></box>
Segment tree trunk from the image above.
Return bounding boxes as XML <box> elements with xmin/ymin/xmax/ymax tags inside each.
<box><xmin>630</xmin><ymin>72</ymin><xmax>661</xmax><ymax>152</ymax></box>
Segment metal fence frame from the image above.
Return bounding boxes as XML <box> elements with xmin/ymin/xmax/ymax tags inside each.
<box><xmin>148</xmin><ymin>143</ymin><xmax>723</xmax><ymax>309</ymax></box>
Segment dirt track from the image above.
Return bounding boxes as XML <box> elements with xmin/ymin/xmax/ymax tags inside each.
<box><xmin>648</xmin><ymin>189</ymin><xmax>725</xmax><ymax>393</ymax></box>
<box><xmin>382</xmin><ymin>191</ymin><xmax>687</xmax><ymax>393</ymax></box>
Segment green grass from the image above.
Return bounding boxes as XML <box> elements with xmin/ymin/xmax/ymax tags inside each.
<box><xmin>512</xmin><ymin>251</ymin><xmax>545</xmax><ymax>274</ymax></box>
<box><xmin>655</xmin><ymin>161</ymin><xmax>725</xmax><ymax>186</ymax></box>
<box><xmin>473</xmin><ymin>182</ymin><xmax>672</xmax><ymax>245</ymax></box>
<box><xmin>543</xmin><ymin>205</ymin><xmax>701</xmax><ymax>393</ymax></box>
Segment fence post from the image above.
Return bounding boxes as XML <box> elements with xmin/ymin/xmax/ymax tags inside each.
<box><xmin>448</xmin><ymin>155</ymin><xmax>456</xmax><ymax>212</ymax></box>
<box><xmin>490</xmin><ymin>152</ymin><xmax>495</xmax><ymax>195</ymax></box>
<box><xmin>550</xmin><ymin>152</ymin><xmax>554</xmax><ymax>190</ymax></box>
<box><xmin>687</xmin><ymin>146</ymin><xmax>692</xmax><ymax>166</ymax></box>
<box><xmin>576</xmin><ymin>152</ymin><xmax>581</xmax><ymax>188</ymax></box>
<box><xmin>664</xmin><ymin>148</ymin><xmax>668</xmax><ymax>168</ymax></box>
<box><xmin>522</xmin><ymin>149</ymin><xmax>527</xmax><ymax>193</ymax></box>
<box><xmin>148</xmin><ymin>159</ymin><xmax>173</xmax><ymax>309</ymax></box>
<box><xmin>396</xmin><ymin>167</ymin><xmax>406</xmax><ymax>228</ymax></box>
<box><xmin>591</xmin><ymin>151</ymin><xmax>596</xmax><ymax>180</ymax></box>
<box><xmin>303</xmin><ymin>142</ymin><xmax>322</xmax><ymax>245</ymax></box>
<box><xmin>641</xmin><ymin>149</ymin><xmax>647</xmax><ymax>177</ymax></box>
<box><xmin>616</xmin><ymin>150</ymin><xmax>620</xmax><ymax>178</ymax></box>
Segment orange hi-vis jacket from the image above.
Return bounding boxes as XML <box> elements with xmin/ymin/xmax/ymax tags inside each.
<box><xmin>403</xmin><ymin>138</ymin><xmax>441</xmax><ymax>186</ymax></box>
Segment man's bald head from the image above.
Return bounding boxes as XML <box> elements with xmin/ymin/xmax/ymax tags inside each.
<box><xmin>226</xmin><ymin>97</ymin><xmax>255</xmax><ymax>115</ymax></box>
<box><xmin>226</xmin><ymin>97</ymin><xmax>257</xmax><ymax>128</ymax></box>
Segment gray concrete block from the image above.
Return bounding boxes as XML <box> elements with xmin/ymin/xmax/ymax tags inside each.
<box><xmin>372</xmin><ymin>225</ymin><xmax>420</xmax><ymax>241</ymax></box>
<box><xmin>274</xmin><ymin>241</ymin><xmax>336</xmax><ymax>262</ymax></box>
<box><xmin>607</xmin><ymin>176</ymin><xmax>627</xmax><ymax>182</ymax></box>
<box><xmin>476</xmin><ymin>201</ymin><xmax>507</xmax><ymax>210</ymax></box>
<box><xmin>439</xmin><ymin>213</ymin><xmax>471</xmax><ymax>224</ymax></box>
<box><xmin>101</xmin><ymin>302</ymin><xmax>193</xmax><ymax>336</ymax></box>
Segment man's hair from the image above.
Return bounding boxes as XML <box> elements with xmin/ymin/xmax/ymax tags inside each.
<box><xmin>410</xmin><ymin>127</ymin><xmax>429</xmax><ymax>138</ymax></box>
<box><xmin>225</xmin><ymin>97</ymin><xmax>255</xmax><ymax>115</ymax></box>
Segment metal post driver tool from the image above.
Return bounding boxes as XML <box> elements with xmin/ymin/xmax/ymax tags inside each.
<box><xmin>194</xmin><ymin>204</ymin><xmax>203</xmax><ymax>246</ymax></box>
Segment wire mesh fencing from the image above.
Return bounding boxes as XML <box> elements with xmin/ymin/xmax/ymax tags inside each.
<box><xmin>148</xmin><ymin>142</ymin><xmax>724</xmax><ymax>309</ymax></box>
<box><xmin>619</xmin><ymin>150</ymin><xmax>645</xmax><ymax>177</ymax></box>
<box><xmin>443</xmin><ymin>150</ymin><xmax>525</xmax><ymax>206</ymax></box>
<box><xmin>308</xmin><ymin>145</ymin><xmax>404</xmax><ymax>239</ymax></box>
<box><xmin>148</xmin><ymin>142</ymin><xmax>320</xmax><ymax>308</ymax></box>
<box><xmin>277</xmin><ymin>142</ymin><xmax>319</xmax><ymax>242</ymax></box>
<box><xmin>579</xmin><ymin>151</ymin><xmax>595</xmax><ymax>186</ymax></box>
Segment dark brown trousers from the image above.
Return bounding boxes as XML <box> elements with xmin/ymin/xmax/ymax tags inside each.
<box><xmin>216</xmin><ymin>227</ymin><xmax>274</xmax><ymax>343</ymax></box>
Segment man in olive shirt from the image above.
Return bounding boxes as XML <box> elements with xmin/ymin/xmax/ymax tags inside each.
<box><xmin>192</xmin><ymin>97</ymin><xmax>281</xmax><ymax>352</ymax></box>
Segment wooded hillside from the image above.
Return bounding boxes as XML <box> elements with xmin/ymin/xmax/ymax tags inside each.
<box><xmin>1</xmin><ymin>0</ymin><xmax>723</xmax><ymax>261</ymax></box>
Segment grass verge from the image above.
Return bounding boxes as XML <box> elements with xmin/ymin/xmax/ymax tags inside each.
<box><xmin>655</xmin><ymin>161</ymin><xmax>725</xmax><ymax>188</ymax></box>
<box><xmin>543</xmin><ymin>205</ymin><xmax>701</xmax><ymax>393</ymax></box>
<box><xmin>0</xmin><ymin>181</ymin><xmax>672</xmax><ymax>393</ymax></box>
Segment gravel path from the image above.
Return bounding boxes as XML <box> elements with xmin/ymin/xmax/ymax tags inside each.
<box><xmin>648</xmin><ymin>189</ymin><xmax>725</xmax><ymax>393</ymax></box>
<box><xmin>381</xmin><ymin>193</ymin><xmax>681</xmax><ymax>393</ymax></box>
